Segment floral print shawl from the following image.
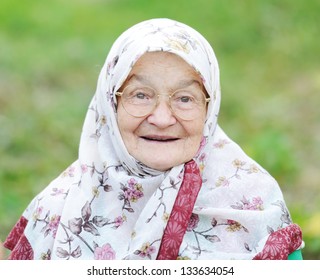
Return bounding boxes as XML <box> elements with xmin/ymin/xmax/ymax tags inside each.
<box><xmin>4</xmin><ymin>18</ymin><xmax>302</xmax><ymax>260</ymax></box>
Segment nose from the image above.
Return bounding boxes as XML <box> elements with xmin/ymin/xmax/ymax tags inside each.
<box><xmin>146</xmin><ymin>98</ymin><xmax>177</xmax><ymax>128</ymax></box>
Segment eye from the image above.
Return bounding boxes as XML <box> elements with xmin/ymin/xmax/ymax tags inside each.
<box><xmin>179</xmin><ymin>96</ymin><xmax>194</xmax><ymax>103</ymax></box>
<box><xmin>125</xmin><ymin>86</ymin><xmax>155</xmax><ymax>105</ymax></box>
<box><xmin>173</xmin><ymin>91</ymin><xmax>196</xmax><ymax>104</ymax></box>
<box><xmin>134</xmin><ymin>91</ymin><xmax>149</xmax><ymax>100</ymax></box>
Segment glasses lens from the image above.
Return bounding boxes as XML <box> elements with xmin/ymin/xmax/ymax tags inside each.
<box><xmin>170</xmin><ymin>90</ymin><xmax>206</xmax><ymax>120</ymax></box>
<box><xmin>121</xmin><ymin>85</ymin><xmax>156</xmax><ymax>117</ymax></box>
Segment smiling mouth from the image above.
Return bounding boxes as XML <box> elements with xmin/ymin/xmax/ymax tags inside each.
<box><xmin>141</xmin><ymin>136</ymin><xmax>179</xmax><ymax>142</ymax></box>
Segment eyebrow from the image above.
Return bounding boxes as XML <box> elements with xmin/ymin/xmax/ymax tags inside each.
<box><xmin>126</xmin><ymin>74</ymin><xmax>202</xmax><ymax>89</ymax></box>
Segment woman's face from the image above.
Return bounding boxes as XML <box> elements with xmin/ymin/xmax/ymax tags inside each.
<box><xmin>117</xmin><ymin>52</ymin><xmax>207</xmax><ymax>171</ymax></box>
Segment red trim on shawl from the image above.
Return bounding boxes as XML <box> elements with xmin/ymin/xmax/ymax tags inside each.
<box><xmin>4</xmin><ymin>216</ymin><xmax>34</xmax><ymax>260</ymax></box>
<box><xmin>157</xmin><ymin>160</ymin><xmax>202</xmax><ymax>260</ymax></box>
<box><xmin>253</xmin><ymin>223</ymin><xmax>302</xmax><ymax>260</ymax></box>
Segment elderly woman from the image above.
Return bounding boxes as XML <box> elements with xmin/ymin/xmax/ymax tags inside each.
<box><xmin>3</xmin><ymin>18</ymin><xmax>302</xmax><ymax>260</ymax></box>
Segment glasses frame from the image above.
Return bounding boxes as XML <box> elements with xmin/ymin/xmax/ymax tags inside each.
<box><xmin>115</xmin><ymin>85</ymin><xmax>210</xmax><ymax>121</ymax></box>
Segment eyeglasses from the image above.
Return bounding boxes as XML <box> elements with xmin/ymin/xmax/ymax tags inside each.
<box><xmin>116</xmin><ymin>85</ymin><xmax>210</xmax><ymax>121</ymax></box>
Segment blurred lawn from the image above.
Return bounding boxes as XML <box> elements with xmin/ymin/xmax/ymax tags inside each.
<box><xmin>0</xmin><ymin>0</ymin><xmax>319</xmax><ymax>259</ymax></box>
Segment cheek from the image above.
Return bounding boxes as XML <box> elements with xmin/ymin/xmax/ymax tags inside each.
<box><xmin>117</xmin><ymin>107</ymin><xmax>143</xmax><ymax>146</ymax></box>
<box><xmin>190</xmin><ymin>114</ymin><xmax>206</xmax><ymax>137</ymax></box>
<box><xmin>117</xmin><ymin>106</ymin><xmax>133</xmax><ymax>138</ymax></box>
<box><xmin>183</xmin><ymin>118</ymin><xmax>206</xmax><ymax>148</ymax></box>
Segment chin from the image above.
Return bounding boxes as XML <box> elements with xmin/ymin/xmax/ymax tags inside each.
<box><xmin>134</xmin><ymin>150</ymin><xmax>193</xmax><ymax>171</ymax></box>
<box><xmin>145</xmin><ymin>158</ymin><xmax>186</xmax><ymax>172</ymax></box>
<box><xmin>148</xmin><ymin>163</ymin><xmax>174</xmax><ymax>172</ymax></box>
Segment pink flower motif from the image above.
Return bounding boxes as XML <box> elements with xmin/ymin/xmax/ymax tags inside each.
<box><xmin>33</xmin><ymin>206</ymin><xmax>43</xmax><ymax>221</ymax></box>
<box><xmin>252</xmin><ymin>196</ymin><xmax>264</xmax><ymax>210</ymax></box>
<box><xmin>138</xmin><ymin>242</ymin><xmax>156</xmax><ymax>259</ymax></box>
<box><xmin>242</xmin><ymin>196</ymin><xmax>264</xmax><ymax>210</ymax></box>
<box><xmin>226</xmin><ymin>220</ymin><xmax>242</xmax><ymax>232</ymax></box>
<box><xmin>233</xmin><ymin>196</ymin><xmax>264</xmax><ymax>211</ymax></box>
<box><xmin>124</xmin><ymin>180</ymin><xmax>144</xmax><ymax>202</ymax></box>
<box><xmin>48</xmin><ymin>215</ymin><xmax>61</xmax><ymax>238</ymax></box>
<box><xmin>227</xmin><ymin>219</ymin><xmax>236</xmax><ymax>225</ymax></box>
<box><xmin>213</xmin><ymin>139</ymin><xmax>230</xmax><ymax>149</ymax></box>
<box><xmin>94</xmin><ymin>243</ymin><xmax>116</xmax><ymax>260</ymax></box>
<box><xmin>68</xmin><ymin>166</ymin><xmax>75</xmax><ymax>176</ymax></box>
<box><xmin>187</xmin><ymin>213</ymin><xmax>199</xmax><ymax>231</ymax></box>
<box><xmin>51</xmin><ymin>188</ymin><xmax>64</xmax><ymax>196</ymax></box>
<box><xmin>128</xmin><ymin>178</ymin><xmax>136</xmax><ymax>188</ymax></box>
<box><xmin>113</xmin><ymin>215</ymin><xmax>126</xmax><ymax>228</ymax></box>
<box><xmin>36</xmin><ymin>206</ymin><xmax>43</xmax><ymax>215</ymax></box>
<box><xmin>62</xmin><ymin>166</ymin><xmax>76</xmax><ymax>177</ymax></box>
<box><xmin>81</xmin><ymin>164</ymin><xmax>88</xmax><ymax>174</ymax></box>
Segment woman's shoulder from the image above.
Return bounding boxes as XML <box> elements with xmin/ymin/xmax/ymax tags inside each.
<box><xmin>204</xmin><ymin>126</ymin><xmax>284</xmax><ymax>200</ymax></box>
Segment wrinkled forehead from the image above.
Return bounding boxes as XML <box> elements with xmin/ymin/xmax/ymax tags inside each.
<box><xmin>104</xmin><ymin>19</ymin><xmax>218</xmax><ymax>97</ymax></box>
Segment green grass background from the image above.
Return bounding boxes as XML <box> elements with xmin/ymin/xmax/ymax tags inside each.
<box><xmin>0</xmin><ymin>0</ymin><xmax>319</xmax><ymax>259</ymax></box>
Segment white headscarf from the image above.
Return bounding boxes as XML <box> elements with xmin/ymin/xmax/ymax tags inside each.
<box><xmin>6</xmin><ymin>18</ymin><xmax>301</xmax><ymax>260</ymax></box>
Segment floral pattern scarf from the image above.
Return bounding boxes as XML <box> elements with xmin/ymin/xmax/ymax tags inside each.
<box><xmin>4</xmin><ymin>18</ymin><xmax>302</xmax><ymax>260</ymax></box>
